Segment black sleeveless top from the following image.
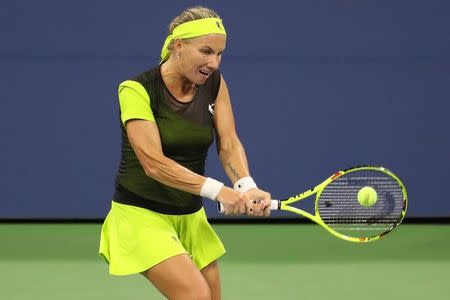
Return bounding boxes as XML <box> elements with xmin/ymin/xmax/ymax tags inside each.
<box><xmin>114</xmin><ymin>65</ymin><xmax>221</xmax><ymax>214</ymax></box>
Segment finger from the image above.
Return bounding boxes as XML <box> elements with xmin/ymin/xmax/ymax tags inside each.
<box><xmin>264</xmin><ymin>197</ymin><xmax>272</xmax><ymax>209</ymax></box>
<box><xmin>238</xmin><ymin>202</ymin><xmax>246</xmax><ymax>215</ymax></box>
<box><xmin>256</xmin><ymin>207</ymin><xmax>264</xmax><ymax>217</ymax></box>
<box><xmin>248</xmin><ymin>203</ymin><xmax>255</xmax><ymax>216</ymax></box>
<box><xmin>254</xmin><ymin>205</ymin><xmax>265</xmax><ymax>217</ymax></box>
<box><xmin>240</xmin><ymin>193</ymin><xmax>249</xmax><ymax>203</ymax></box>
<box><xmin>225</xmin><ymin>207</ymin><xmax>234</xmax><ymax>216</ymax></box>
<box><xmin>241</xmin><ymin>207</ymin><xmax>247</xmax><ymax>215</ymax></box>
<box><xmin>253</xmin><ymin>202</ymin><xmax>263</xmax><ymax>216</ymax></box>
<box><xmin>229</xmin><ymin>204</ymin><xmax>238</xmax><ymax>215</ymax></box>
<box><xmin>221</xmin><ymin>204</ymin><xmax>229</xmax><ymax>215</ymax></box>
<box><xmin>254</xmin><ymin>200</ymin><xmax>264</xmax><ymax>215</ymax></box>
<box><xmin>258</xmin><ymin>204</ymin><xmax>265</xmax><ymax>216</ymax></box>
<box><xmin>245</xmin><ymin>201</ymin><xmax>254</xmax><ymax>216</ymax></box>
<box><xmin>239</xmin><ymin>202</ymin><xmax>247</xmax><ymax>215</ymax></box>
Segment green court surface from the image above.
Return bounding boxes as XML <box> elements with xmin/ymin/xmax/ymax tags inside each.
<box><xmin>1</xmin><ymin>223</ymin><xmax>449</xmax><ymax>299</ymax></box>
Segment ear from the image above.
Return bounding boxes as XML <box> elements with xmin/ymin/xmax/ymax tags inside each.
<box><xmin>173</xmin><ymin>39</ymin><xmax>183</xmax><ymax>52</ymax></box>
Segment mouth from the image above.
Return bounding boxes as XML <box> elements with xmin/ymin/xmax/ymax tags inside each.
<box><xmin>198</xmin><ymin>69</ymin><xmax>211</xmax><ymax>78</ymax></box>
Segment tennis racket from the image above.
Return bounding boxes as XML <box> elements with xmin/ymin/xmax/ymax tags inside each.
<box><xmin>219</xmin><ymin>166</ymin><xmax>407</xmax><ymax>243</ymax></box>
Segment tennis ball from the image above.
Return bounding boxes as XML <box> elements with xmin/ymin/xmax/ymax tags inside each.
<box><xmin>357</xmin><ymin>186</ymin><xmax>377</xmax><ymax>207</ymax></box>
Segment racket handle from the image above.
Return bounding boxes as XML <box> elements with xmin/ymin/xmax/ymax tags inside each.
<box><xmin>270</xmin><ymin>200</ymin><xmax>280</xmax><ymax>210</ymax></box>
<box><xmin>218</xmin><ymin>200</ymin><xmax>280</xmax><ymax>213</ymax></box>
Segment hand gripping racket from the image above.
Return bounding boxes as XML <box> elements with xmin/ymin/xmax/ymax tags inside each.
<box><xmin>219</xmin><ymin>166</ymin><xmax>407</xmax><ymax>243</ymax></box>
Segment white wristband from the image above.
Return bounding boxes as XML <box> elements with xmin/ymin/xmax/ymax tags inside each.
<box><xmin>200</xmin><ymin>177</ymin><xmax>224</xmax><ymax>201</ymax></box>
<box><xmin>233</xmin><ymin>176</ymin><xmax>258</xmax><ymax>193</ymax></box>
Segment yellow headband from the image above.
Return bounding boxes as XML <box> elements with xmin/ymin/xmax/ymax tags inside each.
<box><xmin>160</xmin><ymin>17</ymin><xmax>227</xmax><ymax>62</ymax></box>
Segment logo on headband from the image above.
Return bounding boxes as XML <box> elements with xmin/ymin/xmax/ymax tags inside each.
<box><xmin>216</xmin><ymin>21</ymin><xmax>223</xmax><ymax>31</ymax></box>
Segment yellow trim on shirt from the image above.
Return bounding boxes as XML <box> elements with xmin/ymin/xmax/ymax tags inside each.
<box><xmin>118</xmin><ymin>80</ymin><xmax>155</xmax><ymax>125</ymax></box>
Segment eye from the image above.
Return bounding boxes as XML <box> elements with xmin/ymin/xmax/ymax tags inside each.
<box><xmin>200</xmin><ymin>48</ymin><xmax>213</xmax><ymax>55</ymax></box>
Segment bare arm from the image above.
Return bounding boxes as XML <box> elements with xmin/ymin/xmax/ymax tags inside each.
<box><xmin>126</xmin><ymin>119</ymin><xmax>246</xmax><ymax>211</ymax></box>
<box><xmin>214</xmin><ymin>75</ymin><xmax>272</xmax><ymax>216</ymax></box>
<box><xmin>213</xmin><ymin>75</ymin><xmax>250</xmax><ymax>184</ymax></box>
<box><xmin>126</xmin><ymin>119</ymin><xmax>206</xmax><ymax>194</ymax></box>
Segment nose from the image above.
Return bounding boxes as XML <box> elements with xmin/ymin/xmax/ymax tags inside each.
<box><xmin>207</xmin><ymin>55</ymin><xmax>220</xmax><ymax>70</ymax></box>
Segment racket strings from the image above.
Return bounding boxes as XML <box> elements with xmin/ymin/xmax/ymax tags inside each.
<box><xmin>317</xmin><ymin>170</ymin><xmax>406</xmax><ymax>238</ymax></box>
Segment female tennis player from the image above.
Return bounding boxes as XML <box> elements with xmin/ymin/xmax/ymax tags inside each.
<box><xmin>99</xmin><ymin>6</ymin><xmax>271</xmax><ymax>300</ymax></box>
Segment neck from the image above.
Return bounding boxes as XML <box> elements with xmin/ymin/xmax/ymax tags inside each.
<box><xmin>161</xmin><ymin>60</ymin><xmax>197</xmax><ymax>98</ymax></box>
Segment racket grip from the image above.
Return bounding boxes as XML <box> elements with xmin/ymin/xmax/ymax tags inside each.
<box><xmin>270</xmin><ymin>200</ymin><xmax>280</xmax><ymax>210</ymax></box>
<box><xmin>218</xmin><ymin>200</ymin><xmax>280</xmax><ymax>213</ymax></box>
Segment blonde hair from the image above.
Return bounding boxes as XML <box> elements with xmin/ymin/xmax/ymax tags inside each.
<box><xmin>167</xmin><ymin>6</ymin><xmax>221</xmax><ymax>52</ymax></box>
<box><xmin>168</xmin><ymin>6</ymin><xmax>221</xmax><ymax>34</ymax></box>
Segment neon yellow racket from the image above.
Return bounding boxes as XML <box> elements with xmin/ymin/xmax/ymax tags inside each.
<box><xmin>221</xmin><ymin>166</ymin><xmax>408</xmax><ymax>243</ymax></box>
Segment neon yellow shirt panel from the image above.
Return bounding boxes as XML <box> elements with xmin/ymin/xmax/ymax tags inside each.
<box><xmin>118</xmin><ymin>80</ymin><xmax>155</xmax><ymax>124</ymax></box>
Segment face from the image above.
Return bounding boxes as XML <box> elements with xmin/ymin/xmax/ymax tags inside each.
<box><xmin>175</xmin><ymin>34</ymin><xmax>226</xmax><ymax>85</ymax></box>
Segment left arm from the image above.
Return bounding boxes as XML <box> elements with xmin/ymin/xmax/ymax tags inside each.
<box><xmin>213</xmin><ymin>75</ymin><xmax>271</xmax><ymax>216</ymax></box>
<box><xmin>213</xmin><ymin>75</ymin><xmax>249</xmax><ymax>184</ymax></box>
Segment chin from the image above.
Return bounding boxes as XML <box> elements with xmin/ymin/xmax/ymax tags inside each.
<box><xmin>191</xmin><ymin>77</ymin><xmax>207</xmax><ymax>85</ymax></box>
<box><xmin>197</xmin><ymin>78</ymin><xmax>208</xmax><ymax>85</ymax></box>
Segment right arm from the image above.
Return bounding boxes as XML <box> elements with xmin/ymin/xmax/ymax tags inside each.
<box><xmin>118</xmin><ymin>81</ymin><xmax>246</xmax><ymax>212</ymax></box>
<box><xmin>126</xmin><ymin>120</ymin><xmax>246</xmax><ymax>213</ymax></box>
<box><xmin>126</xmin><ymin>119</ymin><xmax>204</xmax><ymax>194</ymax></box>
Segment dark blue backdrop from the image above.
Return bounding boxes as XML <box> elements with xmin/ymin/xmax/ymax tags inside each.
<box><xmin>1</xmin><ymin>0</ymin><xmax>449</xmax><ymax>218</ymax></box>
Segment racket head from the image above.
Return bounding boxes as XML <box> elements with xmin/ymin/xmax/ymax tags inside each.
<box><xmin>314</xmin><ymin>166</ymin><xmax>407</xmax><ymax>242</ymax></box>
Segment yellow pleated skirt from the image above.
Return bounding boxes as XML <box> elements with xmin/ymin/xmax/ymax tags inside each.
<box><xmin>99</xmin><ymin>201</ymin><xmax>226</xmax><ymax>275</ymax></box>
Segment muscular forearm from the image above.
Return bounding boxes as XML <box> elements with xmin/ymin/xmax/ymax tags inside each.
<box><xmin>135</xmin><ymin>145</ymin><xmax>206</xmax><ymax>195</ymax></box>
<box><xmin>218</xmin><ymin>138</ymin><xmax>250</xmax><ymax>184</ymax></box>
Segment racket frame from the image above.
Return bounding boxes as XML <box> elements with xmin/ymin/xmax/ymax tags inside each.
<box><xmin>276</xmin><ymin>166</ymin><xmax>408</xmax><ymax>243</ymax></box>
